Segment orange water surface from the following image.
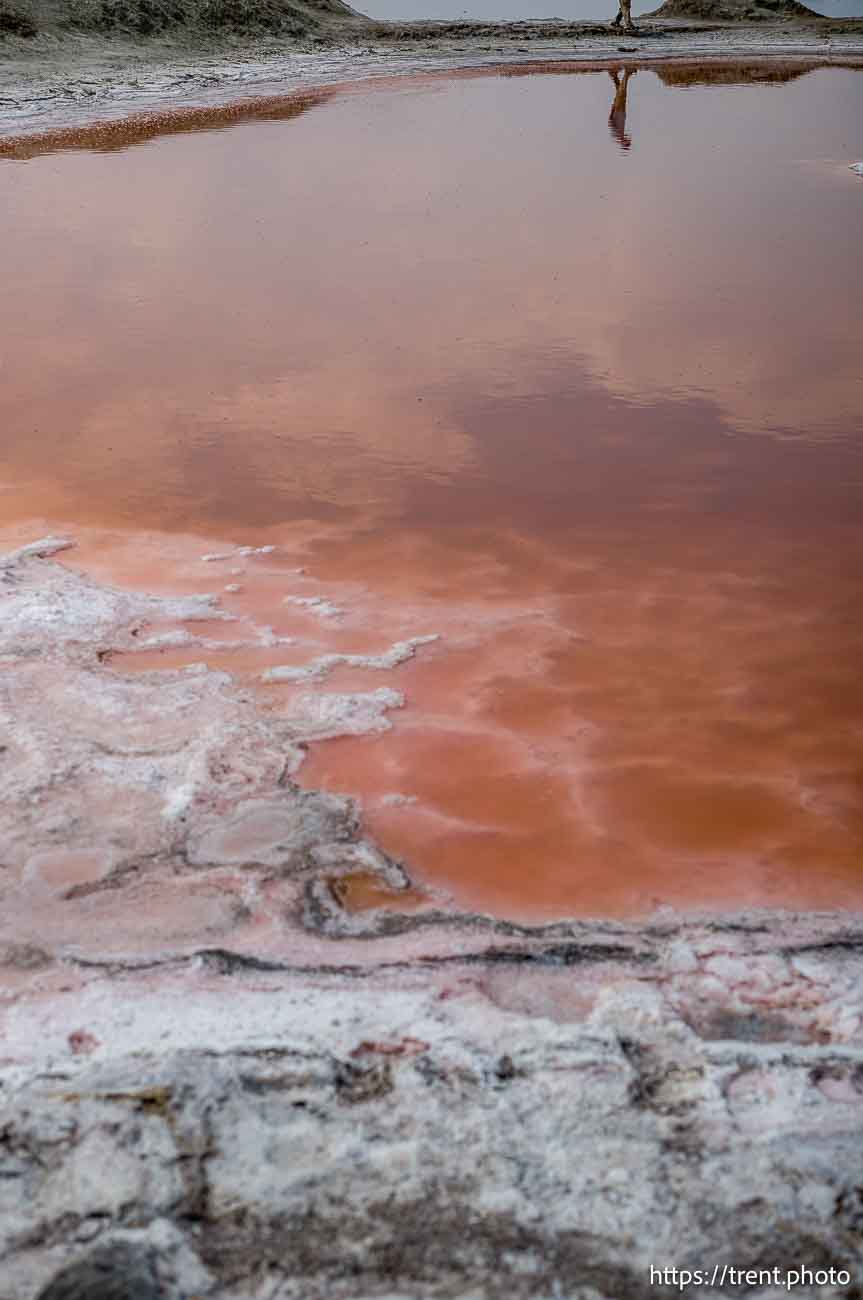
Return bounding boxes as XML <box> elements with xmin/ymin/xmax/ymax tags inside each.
<box><xmin>2</xmin><ymin>62</ymin><xmax>863</xmax><ymax>918</ymax></box>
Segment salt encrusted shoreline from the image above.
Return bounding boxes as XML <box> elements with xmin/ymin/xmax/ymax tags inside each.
<box><xmin>1</xmin><ymin>539</ymin><xmax>863</xmax><ymax>1297</ymax></box>
<box><xmin>1</xmin><ymin>20</ymin><xmax>862</xmax><ymax>144</ymax></box>
<box><xmin>3</xmin><ymin>930</ymin><xmax>863</xmax><ymax>1298</ymax></box>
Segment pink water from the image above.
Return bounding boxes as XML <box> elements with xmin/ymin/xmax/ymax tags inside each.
<box><xmin>2</xmin><ymin>62</ymin><xmax>863</xmax><ymax>918</ymax></box>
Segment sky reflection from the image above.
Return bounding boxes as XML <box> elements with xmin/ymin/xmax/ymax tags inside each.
<box><xmin>2</xmin><ymin>65</ymin><xmax>862</xmax><ymax>916</ymax></box>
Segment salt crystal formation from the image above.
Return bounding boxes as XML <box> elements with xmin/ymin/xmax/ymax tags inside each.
<box><xmin>0</xmin><ymin>539</ymin><xmax>421</xmax><ymax>963</ymax></box>
<box><xmin>262</xmin><ymin>635</ymin><xmax>438</xmax><ymax>683</ymax></box>
<box><xmin>1</xmin><ymin>540</ymin><xmax>863</xmax><ymax>1299</ymax></box>
<box><xmin>283</xmin><ymin>594</ymin><xmax>345</xmax><ymax>619</ymax></box>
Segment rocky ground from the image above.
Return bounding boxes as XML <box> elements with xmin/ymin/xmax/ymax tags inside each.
<box><xmin>0</xmin><ymin>541</ymin><xmax>862</xmax><ymax>1298</ymax></box>
<box><xmin>5</xmin><ymin>938</ymin><xmax>863</xmax><ymax>1300</ymax></box>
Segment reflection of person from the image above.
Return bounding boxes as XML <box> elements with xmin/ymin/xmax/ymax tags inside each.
<box><xmin>608</xmin><ymin>67</ymin><xmax>635</xmax><ymax>151</ymax></box>
<box><xmin>610</xmin><ymin>0</ymin><xmax>634</xmax><ymax>31</ymax></box>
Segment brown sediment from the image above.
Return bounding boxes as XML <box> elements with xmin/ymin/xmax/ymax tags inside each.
<box><xmin>0</xmin><ymin>85</ymin><xmax>338</xmax><ymax>160</ymax></box>
<box><xmin>326</xmin><ymin>869</ymin><xmax>430</xmax><ymax>911</ymax></box>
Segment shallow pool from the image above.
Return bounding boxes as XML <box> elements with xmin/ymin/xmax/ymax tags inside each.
<box><xmin>2</xmin><ymin>62</ymin><xmax>863</xmax><ymax>919</ymax></box>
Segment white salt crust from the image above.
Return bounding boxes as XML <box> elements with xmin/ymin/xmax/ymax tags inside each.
<box><xmin>0</xmin><ymin>537</ymin><xmax>438</xmax><ymax>965</ymax></box>
<box><xmin>262</xmin><ymin>635</ymin><xmax>438</xmax><ymax>683</ymax></box>
<box><xmin>283</xmin><ymin>594</ymin><xmax>345</xmax><ymax>619</ymax></box>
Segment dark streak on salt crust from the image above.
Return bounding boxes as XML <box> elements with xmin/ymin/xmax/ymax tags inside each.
<box><xmin>788</xmin><ymin>935</ymin><xmax>863</xmax><ymax>956</ymax></box>
<box><xmin>69</xmin><ymin>939</ymin><xmax>656</xmax><ymax>975</ymax></box>
<box><xmin>36</xmin><ymin>1244</ymin><xmax>162</xmax><ymax>1300</ymax></box>
<box><xmin>62</xmin><ymin>919</ymin><xmax>863</xmax><ymax>981</ymax></box>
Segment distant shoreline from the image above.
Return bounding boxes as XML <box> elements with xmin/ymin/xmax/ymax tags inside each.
<box><xmin>2</xmin><ymin>20</ymin><xmax>862</xmax><ymax>142</ymax></box>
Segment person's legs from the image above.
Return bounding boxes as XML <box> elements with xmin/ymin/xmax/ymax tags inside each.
<box><xmin>608</xmin><ymin>66</ymin><xmax>635</xmax><ymax>150</ymax></box>
<box><xmin>611</xmin><ymin>0</ymin><xmax>634</xmax><ymax>29</ymax></box>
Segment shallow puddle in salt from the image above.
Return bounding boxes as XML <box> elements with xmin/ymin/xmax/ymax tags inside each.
<box><xmin>2</xmin><ymin>62</ymin><xmax>863</xmax><ymax>920</ymax></box>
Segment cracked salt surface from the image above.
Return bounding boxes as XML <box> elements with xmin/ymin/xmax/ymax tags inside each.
<box><xmin>0</xmin><ymin>547</ymin><xmax>232</xmax><ymax>656</ymax></box>
<box><xmin>0</xmin><ymin>535</ymin><xmax>460</xmax><ymax>976</ymax></box>
<box><xmin>2</xmin><ymin>873</ymin><xmax>863</xmax><ymax>1300</ymax></box>
<box><xmin>1</xmin><ymin>538</ymin><xmax>862</xmax><ymax>1296</ymax></box>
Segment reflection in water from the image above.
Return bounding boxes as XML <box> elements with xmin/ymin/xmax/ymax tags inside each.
<box><xmin>1</xmin><ymin>64</ymin><xmax>863</xmax><ymax>918</ymax></box>
<box><xmin>2</xmin><ymin>60</ymin><xmax>847</xmax><ymax>161</ymax></box>
<box><xmin>654</xmin><ymin>63</ymin><xmax>813</xmax><ymax>86</ymax></box>
<box><xmin>608</xmin><ymin>66</ymin><xmax>635</xmax><ymax>149</ymax></box>
<box><xmin>0</xmin><ymin>86</ymin><xmax>336</xmax><ymax>161</ymax></box>
<box><xmin>603</xmin><ymin>61</ymin><xmax>815</xmax><ymax>153</ymax></box>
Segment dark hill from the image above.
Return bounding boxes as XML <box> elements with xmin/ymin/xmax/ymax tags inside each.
<box><xmin>649</xmin><ymin>0</ymin><xmax>816</xmax><ymax>18</ymax></box>
<box><xmin>0</xmin><ymin>0</ymin><xmax>369</xmax><ymax>37</ymax></box>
